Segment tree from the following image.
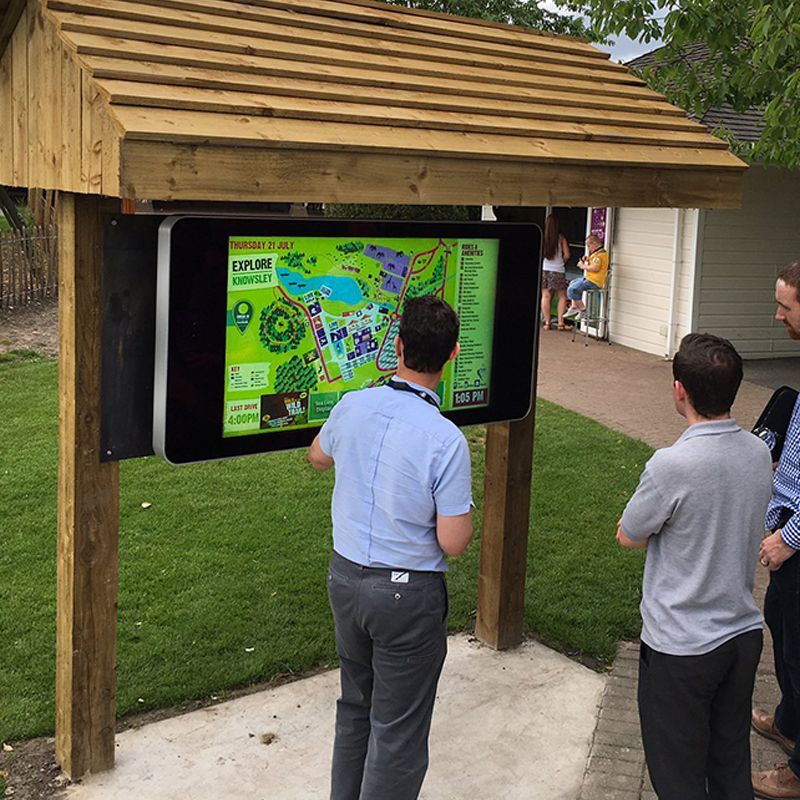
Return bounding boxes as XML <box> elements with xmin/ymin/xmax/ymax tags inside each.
<box><xmin>384</xmin><ymin>0</ymin><xmax>592</xmax><ymax>37</ymax></box>
<box><xmin>558</xmin><ymin>0</ymin><xmax>800</xmax><ymax>167</ymax></box>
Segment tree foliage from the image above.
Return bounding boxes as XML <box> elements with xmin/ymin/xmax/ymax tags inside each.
<box><xmin>558</xmin><ymin>0</ymin><xmax>800</xmax><ymax>167</ymax></box>
<box><xmin>384</xmin><ymin>0</ymin><xmax>592</xmax><ymax>37</ymax></box>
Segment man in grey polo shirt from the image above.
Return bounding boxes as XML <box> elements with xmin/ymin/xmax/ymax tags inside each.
<box><xmin>307</xmin><ymin>296</ymin><xmax>473</xmax><ymax>800</ymax></box>
<box><xmin>618</xmin><ymin>332</ymin><xmax>773</xmax><ymax>800</ymax></box>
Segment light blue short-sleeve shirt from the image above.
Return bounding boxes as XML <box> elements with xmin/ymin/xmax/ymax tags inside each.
<box><xmin>318</xmin><ymin>378</ymin><xmax>473</xmax><ymax>572</ymax></box>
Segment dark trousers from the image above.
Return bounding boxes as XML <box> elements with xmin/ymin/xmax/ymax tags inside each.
<box><xmin>638</xmin><ymin>630</ymin><xmax>763</xmax><ymax>800</ymax></box>
<box><xmin>765</xmin><ymin>551</ymin><xmax>800</xmax><ymax>777</ymax></box>
<box><xmin>327</xmin><ymin>552</ymin><xmax>448</xmax><ymax>800</ymax></box>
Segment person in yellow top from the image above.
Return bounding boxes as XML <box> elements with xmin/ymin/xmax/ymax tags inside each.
<box><xmin>564</xmin><ymin>234</ymin><xmax>609</xmax><ymax>320</ymax></box>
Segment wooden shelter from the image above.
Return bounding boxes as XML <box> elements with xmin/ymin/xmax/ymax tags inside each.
<box><xmin>0</xmin><ymin>0</ymin><xmax>747</xmax><ymax>782</ymax></box>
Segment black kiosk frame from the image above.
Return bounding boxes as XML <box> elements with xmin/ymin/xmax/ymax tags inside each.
<box><xmin>152</xmin><ymin>216</ymin><xmax>541</xmax><ymax>464</ymax></box>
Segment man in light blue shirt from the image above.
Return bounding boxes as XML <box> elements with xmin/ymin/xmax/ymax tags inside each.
<box><xmin>308</xmin><ymin>296</ymin><xmax>473</xmax><ymax>800</ymax></box>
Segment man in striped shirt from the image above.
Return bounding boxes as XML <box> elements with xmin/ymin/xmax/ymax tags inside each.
<box><xmin>752</xmin><ymin>261</ymin><xmax>800</xmax><ymax>800</ymax></box>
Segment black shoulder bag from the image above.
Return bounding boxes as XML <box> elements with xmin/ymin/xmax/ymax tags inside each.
<box><xmin>752</xmin><ymin>385</ymin><xmax>799</xmax><ymax>461</ymax></box>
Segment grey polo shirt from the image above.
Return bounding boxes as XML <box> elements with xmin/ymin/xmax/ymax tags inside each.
<box><xmin>621</xmin><ymin>419</ymin><xmax>772</xmax><ymax>656</ymax></box>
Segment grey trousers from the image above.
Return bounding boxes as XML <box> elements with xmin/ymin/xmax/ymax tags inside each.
<box><xmin>327</xmin><ymin>551</ymin><xmax>448</xmax><ymax>800</ymax></box>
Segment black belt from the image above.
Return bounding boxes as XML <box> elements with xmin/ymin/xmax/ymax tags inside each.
<box><xmin>332</xmin><ymin>551</ymin><xmax>441</xmax><ymax>578</ymax></box>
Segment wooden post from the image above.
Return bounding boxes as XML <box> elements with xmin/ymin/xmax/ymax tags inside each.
<box><xmin>56</xmin><ymin>194</ymin><xmax>120</xmax><ymax>778</ymax></box>
<box><xmin>475</xmin><ymin>409</ymin><xmax>535</xmax><ymax>650</ymax></box>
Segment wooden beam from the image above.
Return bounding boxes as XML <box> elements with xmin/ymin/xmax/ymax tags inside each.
<box><xmin>476</xmin><ymin>410</ymin><xmax>536</xmax><ymax>650</ymax></box>
<box><xmin>0</xmin><ymin>9</ymin><xmax>11</xmax><ymax>185</ymax></box>
<box><xmin>119</xmin><ymin>142</ymin><xmax>745</xmax><ymax>209</ymax></box>
<box><xmin>56</xmin><ymin>193</ymin><xmax>120</xmax><ymax>779</ymax></box>
<box><xmin>10</xmin><ymin>0</ymin><xmax>28</xmax><ymax>188</ymax></box>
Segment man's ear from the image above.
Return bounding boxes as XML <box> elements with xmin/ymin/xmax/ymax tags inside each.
<box><xmin>448</xmin><ymin>342</ymin><xmax>460</xmax><ymax>362</ymax></box>
<box><xmin>395</xmin><ymin>335</ymin><xmax>403</xmax><ymax>360</ymax></box>
<box><xmin>673</xmin><ymin>379</ymin><xmax>688</xmax><ymax>404</ymax></box>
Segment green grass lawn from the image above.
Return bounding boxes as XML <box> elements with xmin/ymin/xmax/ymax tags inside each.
<box><xmin>0</xmin><ymin>353</ymin><xmax>651</xmax><ymax>743</ymax></box>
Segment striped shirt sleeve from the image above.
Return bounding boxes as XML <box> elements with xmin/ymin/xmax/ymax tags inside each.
<box><xmin>766</xmin><ymin>395</ymin><xmax>800</xmax><ymax>549</ymax></box>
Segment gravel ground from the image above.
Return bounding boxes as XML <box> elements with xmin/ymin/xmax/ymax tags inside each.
<box><xmin>0</xmin><ymin>300</ymin><xmax>58</xmax><ymax>358</ymax></box>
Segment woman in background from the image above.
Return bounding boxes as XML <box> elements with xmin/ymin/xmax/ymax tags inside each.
<box><xmin>541</xmin><ymin>214</ymin><xmax>571</xmax><ymax>330</ymax></box>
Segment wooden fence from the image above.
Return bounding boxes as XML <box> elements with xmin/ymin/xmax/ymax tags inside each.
<box><xmin>0</xmin><ymin>224</ymin><xmax>58</xmax><ymax>309</ymax></box>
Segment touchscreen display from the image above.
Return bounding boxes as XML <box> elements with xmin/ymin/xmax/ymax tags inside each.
<box><xmin>153</xmin><ymin>216</ymin><xmax>540</xmax><ymax>465</ymax></box>
<box><xmin>223</xmin><ymin>235</ymin><xmax>499</xmax><ymax>436</ymax></box>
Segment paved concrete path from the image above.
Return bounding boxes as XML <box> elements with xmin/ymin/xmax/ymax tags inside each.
<box><xmin>64</xmin><ymin>636</ymin><xmax>603</xmax><ymax>800</ymax></box>
<box><xmin>536</xmin><ymin>330</ymin><xmax>799</xmax><ymax>799</ymax></box>
<box><xmin>536</xmin><ymin>329</ymin><xmax>776</xmax><ymax>449</ymax></box>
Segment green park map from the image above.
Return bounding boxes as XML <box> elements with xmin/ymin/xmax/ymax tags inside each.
<box><xmin>223</xmin><ymin>235</ymin><xmax>498</xmax><ymax>436</ymax></box>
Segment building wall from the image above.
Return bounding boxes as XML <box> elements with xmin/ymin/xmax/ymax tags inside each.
<box><xmin>697</xmin><ymin>165</ymin><xmax>800</xmax><ymax>358</ymax></box>
<box><xmin>608</xmin><ymin>207</ymin><xmax>697</xmax><ymax>357</ymax></box>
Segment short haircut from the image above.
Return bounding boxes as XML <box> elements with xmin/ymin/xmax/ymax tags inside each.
<box><xmin>777</xmin><ymin>261</ymin><xmax>800</xmax><ymax>302</ymax></box>
<box><xmin>672</xmin><ymin>333</ymin><xmax>743</xmax><ymax>418</ymax></box>
<box><xmin>586</xmin><ymin>234</ymin><xmax>602</xmax><ymax>247</ymax></box>
<box><xmin>399</xmin><ymin>295</ymin><xmax>459</xmax><ymax>374</ymax></box>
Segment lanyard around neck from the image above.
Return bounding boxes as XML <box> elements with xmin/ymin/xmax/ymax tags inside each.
<box><xmin>388</xmin><ymin>379</ymin><xmax>439</xmax><ymax>408</ymax></box>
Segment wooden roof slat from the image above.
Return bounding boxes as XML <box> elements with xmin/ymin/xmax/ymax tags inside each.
<box><xmin>109</xmin><ymin>105</ymin><xmax>745</xmax><ymax>170</ymax></box>
<box><xmin>52</xmin><ymin>11</ymin><xmax>648</xmax><ymax>91</ymax></box>
<box><xmin>4</xmin><ymin>0</ymin><xmax>746</xmax><ymax>206</ymax></box>
<box><xmin>48</xmin><ymin>0</ymin><xmax>627</xmax><ymax>77</ymax></box>
<box><xmin>83</xmin><ymin>56</ymin><xmax>705</xmax><ymax>132</ymax></box>
<box><xmin>62</xmin><ymin>31</ymin><xmax>676</xmax><ymax>108</ymax></box>
<box><xmin>98</xmin><ymin>79</ymin><xmax>727</xmax><ymax>150</ymax></box>
<box><xmin>223</xmin><ymin>0</ymin><xmax>608</xmax><ymax>58</ymax></box>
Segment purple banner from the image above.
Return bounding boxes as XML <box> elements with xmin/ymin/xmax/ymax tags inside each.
<box><xmin>590</xmin><ymin>207</ymin><xmax>607</xmax><ymax>244</ymax></box>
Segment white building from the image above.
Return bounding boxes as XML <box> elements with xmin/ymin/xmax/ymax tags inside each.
<box><xmin>593</xmin><ymin>46</ymin><xmax>800</xmax><ymax>359</ymax></box>
<box><xmin>610</xmin><ymin>164</ymin><xmax>800</xmax><ymax>359</ymax></box>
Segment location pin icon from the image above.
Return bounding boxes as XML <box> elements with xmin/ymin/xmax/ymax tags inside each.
<box><xmin>234</xmin><ymin>300</ymin><xmax>253</xmax><ymax>333</ymax></box>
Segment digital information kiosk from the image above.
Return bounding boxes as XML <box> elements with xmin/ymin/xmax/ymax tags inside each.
<box><xmin>153</xmin><ymin>217</ymin><xmax>541</xmax><ymax>464</ymax></box>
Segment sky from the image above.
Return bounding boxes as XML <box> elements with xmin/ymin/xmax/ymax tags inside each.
<box><xmin>537</xmin><ymin>0</ymin><xmax>663</xmax><ymax>63</ymax></box>
<box><xmin>596</xmin><ymin>32</ymin><xmax>662</xmax><ymax>63</ymax></box>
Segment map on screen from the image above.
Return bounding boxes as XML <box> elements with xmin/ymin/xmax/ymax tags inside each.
<box><xmin>222</xmin><ymin>235</ymin><xmax>499</xmax><ymax>437</ymax></box>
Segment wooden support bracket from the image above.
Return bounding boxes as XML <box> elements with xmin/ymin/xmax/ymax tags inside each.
<box><xmin>56</xmin><ymin>193</ymin><xmax>120</xmax><ymax>779</ymax></box>
<box><xmin>475</xmin><ymin>410</ymin><xmax>535</xmax><ymax>650</ymax></box>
